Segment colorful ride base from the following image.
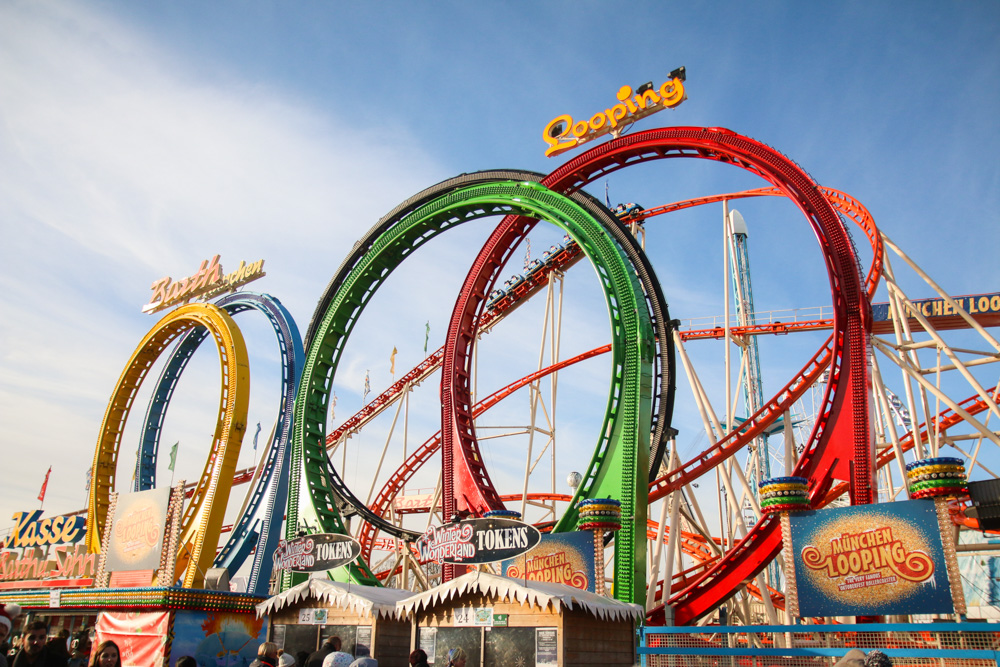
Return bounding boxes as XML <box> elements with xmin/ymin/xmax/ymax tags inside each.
<box><xmin>0</xmin><ymin>587</ymin><xmax>263</xmax><ymax>613</ymax></box>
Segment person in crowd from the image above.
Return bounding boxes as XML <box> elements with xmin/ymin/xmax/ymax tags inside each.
<box><xmin>0</xmin><ymin>604</ymin><xmax>22</xmax><ymax>667</ymax></box>
<box><xmin>175</xmin><ymin>658</ymin><xmax>197</xmax><ymax>667</ymax></box>
<box><xmin>445</xmin><ymin>648</ymin><xmax>466</xmax><ymax>667</ymax></box>
<box><xmin>86</xmin><ymin>640</ymin><xmax>120</xmax><ymax>667</ymax></box>
<box><xmin>257</xmin><ymin>642</ymin><xmax>279</xmax><ymax>667</ymax></box>
<box><xmin>65</xmin><ymin>636</ymin><xmax>90</xmax><ymax>667</ymax></box>
<box><xmin>347</xmin><ymin>644</ymin><xmax>376</xmax><ymax>667</ymax></box>
<box><xmin>408</xmin><ymin>649</ymin><xmax>428</xmax><ymax>667</ymax></box>
<box><xmin>833</xmin><ymin>649</ymin><xmax>866</xmax><ymax>667</ymax></box>
<box><xmin>863</xmin><ymin>650</ymin><xmax>892</xmax><ymax>667</ymax></box>
<box><xmin>321</xmin><ymin>645</ymin><xmax>353</xmax><ymax>667</ymax></box>
<box><xmin>43</xmin><ymin>637</ymin><xmax>68</xmax><ymax>666</ymax></box>
<box><xmin>306</xmin><ymin>638</ymin><xmax>340</xmax><ymax>667</ymax></box>
<box><xmin>278</xmin><ymin>654</ymin><xmax>296</xmax><ymax>667</ymax></box>
<box><xmin>295</xmin><ymin>650</ymin><xmax>310</xmax><ymax>667</ymax></box>
<box><xmin>12</xmin><ymin>620</ymin><xmax>64</xmax><ymax>667</ymax></box>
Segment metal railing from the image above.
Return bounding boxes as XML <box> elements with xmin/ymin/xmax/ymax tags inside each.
<box><xmin>640</xmin><ymin>623</ymin><xmax>1000</xmax><ymax>666</ymax></box>
<box><xmin>679</xmin><ymin>306</ymin><xmax>835</xmax><ymax>331</ymax></box>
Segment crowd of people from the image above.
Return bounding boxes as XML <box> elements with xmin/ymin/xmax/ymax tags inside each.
<box><xmin>250</xmin><ymin>636</ymin><xmax>379</xmax><ymax>667</ymax></box>
<box><xmin>0</xmin><ymin>604</ymin><xmax>190</xmax><ymax>667</ymax></box>
<box><xmin>0</xmin><ymin>601</ymin><xmax>475</xmax><ymax>667</ymax></box>
<box><xmin>0</xmin><ymin>605</ymin><xmax>118</xmax><ymax>667</ymax></box>
<box><xmin>248</xmin><ymin>637</ymin><xmax>467</xmax><ymax>667</ymax></box>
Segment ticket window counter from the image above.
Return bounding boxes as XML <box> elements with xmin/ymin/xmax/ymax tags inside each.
<box><xmin>398</xmin><ymin>572</ymin><xmax>642</xmax><ymax>667</ymax></box>
<box><xmin>257</xmin><ymin>579</ymin><xmax>413</xmax><ymax>667</ymax></box>
<box><xmin>271</xmin><ymin>620</ymin><xmax>364</xmax><ymax>656</ymax></box>
<box><xmin>415</xmin><ymin>626</ymin><xmax>555</xmax><ymax>667</ymax></box>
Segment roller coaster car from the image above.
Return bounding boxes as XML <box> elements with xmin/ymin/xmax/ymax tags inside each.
<box><xmin>613</xmin><ymin>202</ymin><xmax>644</xmax><ymax>218</ymax></box>
<box><xmin>486</xmin><ymin>288</ymin><xmax>506</xmax><ymax>309</ymax></box>
<box><xmin>525</xmin><ymin>258</ymin><xmax>544</xmax><ymax>276</ymax></box>
<box><xmin>541</xmin><ymin>244</ymin><xmax>562</xmax><ymax>261</ymax></box>
<box><xmin>503</xmin><ymin>274</ymin><xmax>525</xmax><ymax>291</ymax></box>
<box><xmin>555</xmin><ymin>241</ymin><xmax>580</xmax><ymax>264</ymax></box>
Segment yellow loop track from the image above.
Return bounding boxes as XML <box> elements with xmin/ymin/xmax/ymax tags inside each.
<box><xmin>86</xmin><ymin>303</ymin><xmax>250</xmax><ymax>587</ymax></box>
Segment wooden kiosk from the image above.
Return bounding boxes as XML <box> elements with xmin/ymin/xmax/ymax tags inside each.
<box><xmin>256</xmin><ymin>578</ymin><xmax>413</xmax><ymax>666</ymax></box>
<box><xmin>396</xmin><ymin>571</ymin><xmax>643</xmax><ymax>667</ymax></box>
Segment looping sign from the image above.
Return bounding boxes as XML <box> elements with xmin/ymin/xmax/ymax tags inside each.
<box><xmin>542</xmin><ymin>70</ymin><xmax>687</xmax><ymax>158</ymax></box>
<box><xmin>273</xmin><ymin>533</ymin><xmax>361</xmax><ymax>572</ymax></box>
<box><xmin>416</xmin><ymin>518</ymin><xmax>541</xmax><ymax>565</ymax></box>
<box><xmin>787</xmin><ymin>500</ymin><xmax>955</xmax><ymax>617</ymax></box>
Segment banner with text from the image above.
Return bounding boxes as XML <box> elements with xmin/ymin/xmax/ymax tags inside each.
<box><xmin>501</xmin><ymin>532</ymin><xmax>595</xmax><ymax>592</ymax></box>
<box><xmin>789</xmin><ymin>500</ymin><xmax>953</xmax><ymax>617</ymax></box>
<box><xmin>95</xmin><ymin>611</ymin><xmax>170</xmax><ymax>667</ymax></box>
<box><xmin>104</xmin><ymin>487</ymin><xmax>170</xmax><ymax>573</ymax></box>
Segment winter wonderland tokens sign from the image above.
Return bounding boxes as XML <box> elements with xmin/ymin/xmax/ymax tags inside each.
<box><xmin>788</xmin><ymin>500</ymin><xmax>955</xmax><ymax>617</ymax></box>
<box><xmin>416</xmin><ymin>518</ymin><xmax>541</xmax><ymax>565</ymax></box>
<box><xmin>272</xmin><ymin>534</ymin><xmax>361</xmax><ymax>573</ymax></box>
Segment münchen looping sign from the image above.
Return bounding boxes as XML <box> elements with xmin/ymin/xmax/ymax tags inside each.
<box><xmin>416</xmin><ymin>518</ymin><xmax>541</xmax><ymax>565</ymax></box>
<box><xmin>272</xmin><ymin>533</ymin><xmax>362</xmax><ymax>573</ymax></box>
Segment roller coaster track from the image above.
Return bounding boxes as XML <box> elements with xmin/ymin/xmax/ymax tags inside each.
<box><xmin>86</xmin><ymin>303</ymin><xmax>250</xmax><ymax>588</ymax></box>
<box><xmin>288</xmin><ymin>171</ymin><xmax>554</xmax><ymax>590</ymax></box>
<box><xmin>438</xmin><ymin>183</ymin><xmax>665</xmax><ymax>601</ymax></box>
<box><xmin>443</xmin><ymin>127</ymin><xmax>872</xmax><ymax>616</ymax></box>
<box><xmin>627</xmin><ymin>182</ymin><xmax>884</xmax><ymax>501</ymax></box>
<box><xmin>350</xmin><ymin>185</ymin><xmax>880</xmax><ymax>563</ymax></box>
<box><xmin>322</xmin><ymin>232</ymin><xmax>584</xmax><ymax>451</ymax></box>
<box><xmin>286</xmin><ymin>173</ymin><xmax>661</xmax><ymax>595</ymax></box>
<box><xmin>358</xmin><ymin>344</ymin><xmax>612</xmax><ymax>561</ymax></box>
<box><xmin>126</xmin><ymin>291</ymin><xmax>302</xmax><ymax>596</ymax></box>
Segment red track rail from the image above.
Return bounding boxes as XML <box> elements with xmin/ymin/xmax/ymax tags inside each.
<box><xmin>323</xmin><ymin>234</ymin><xmax>585</xmax><ymax>452</ymax></box>
<box><xmin>440</xmin><ymin>127</ymin><xmax>873</xmax><ymax>623</ymax></box>
<box><xmin>357</xmin><ymin>345</ymin><xmax>611</xmax><ymax>560</ymax></box>
<box><xmin>823</xmin><ymin>392</ymin><xmax>995</xmax><ymax>504</ymax></box>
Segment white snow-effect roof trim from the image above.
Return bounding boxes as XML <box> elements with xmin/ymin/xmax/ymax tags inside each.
<box><xmin>256</xmin><ymin>579</ymin><xmax>413</xmax><ymax>619</ymax></box>
<box><xmin>395</xmin><ymin>571</ymin><xmax>644</xmax><ymax>622</ymax></box>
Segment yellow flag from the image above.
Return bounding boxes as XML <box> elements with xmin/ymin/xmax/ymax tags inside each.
<box><xmin>390</xmin><ymin>346</ymin><xmax>397</xmax><ymax>375</ymax></box>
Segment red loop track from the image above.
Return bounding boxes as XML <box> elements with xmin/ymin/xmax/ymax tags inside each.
<box><xmin>441</xmin><ymin>127</ymin><xmax>873</xmax><ymax>623</ymax></box>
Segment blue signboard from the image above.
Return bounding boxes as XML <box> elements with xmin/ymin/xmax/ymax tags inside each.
<box><xmin>789</xmin><ymin>500</ymin><xmax>952</xmax><ymax>617</ymax></box>
<box><xmin>872</xmin><ymin>292</ymin><xmax>1000</xmax><ymax>322</ymax></box>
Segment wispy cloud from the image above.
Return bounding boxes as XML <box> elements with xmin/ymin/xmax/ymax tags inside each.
<box><xmin>0</xmin><ymin>1</ymin><xmax>449</xmax><ymax>521</ymax></box>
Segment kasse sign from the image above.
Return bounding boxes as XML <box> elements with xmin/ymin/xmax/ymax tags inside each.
<box><xmin>273</xmin><ymin>533</ymin><xmax>361</xmax><ymax>573</ymax></box>
<box><xmin>416</xmin><ymin>518</ymin><xmax>541</xmax><ymax>565</ymax></box>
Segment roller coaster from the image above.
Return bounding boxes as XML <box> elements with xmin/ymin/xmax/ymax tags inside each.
<box><xmin>85</xmin><ymin>125</ymin><xmax>1000</xmax><ymax>625</ymax></box>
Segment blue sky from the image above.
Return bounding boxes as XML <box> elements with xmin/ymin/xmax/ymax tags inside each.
<box><xmin>1</xmin><ymin>1</ymin><xmax>998</xmax><ymax>539</ymax></box>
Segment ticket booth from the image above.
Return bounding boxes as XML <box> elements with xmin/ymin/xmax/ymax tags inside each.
<box><xmin>396</xmin><ymin>571</ymin><xmax>643</xmax><ymax>666</ymax></box>
<box><xmin>256</xmin><ymin>579</ymin><xmax>413</xmax><ymax>667</ymax></box>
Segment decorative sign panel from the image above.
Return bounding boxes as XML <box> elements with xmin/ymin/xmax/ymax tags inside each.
<box><xmin>788</xmin><ymin>500</ymin><xmax>953</xmax><ymax>617</ymax></box>
<box><xmin>501</xmin><ymin>531</ymin><xmax>595</xmax><ymax>592</ymax></box>
<box><xmin>416</xmin><ymin>518</ymin><xmax>541</xmax><ymax>565</ymax></box>
<box><xmin>273</xmin><ymin>533</ymin><xmax>361</xmax><ymax>572</ymax></box>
